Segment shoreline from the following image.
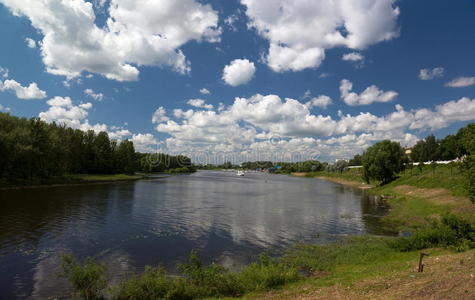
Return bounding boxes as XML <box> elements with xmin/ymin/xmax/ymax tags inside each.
<box><xmin>291</xmin><ymin>172</ymin><xmax>374</xmax><ymax>190</ymax></box>
<box><xmin>0</xmin><ymin>174</ymin><xmax>146</xmax><ymax>190</ymax></box>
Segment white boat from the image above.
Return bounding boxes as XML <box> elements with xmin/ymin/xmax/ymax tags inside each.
<box><xmin>237</xmin><ymin>170</ymin><xmax>245</xmax><ymax>176</ymax></box>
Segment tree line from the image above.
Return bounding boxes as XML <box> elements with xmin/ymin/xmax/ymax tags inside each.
<box><xmin>355</xmin><ymin>123</ymin><xmax>475</xmax><ymax>202</ymax></box>
<box><xmin>0</xmin><ymin>113</ymin><xmax>194</xmax><ymax>183</ymax></box>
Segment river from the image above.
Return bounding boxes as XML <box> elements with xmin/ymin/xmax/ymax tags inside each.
<box><xmin>0</xmin><ymin>170</ymin><xmax>389</xmax><ymax>299</ymax></box>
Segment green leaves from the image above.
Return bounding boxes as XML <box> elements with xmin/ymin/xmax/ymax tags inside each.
<box><xmin>362</xmin><ymin>140</ymin><xmax>406</xmax><ymax>184</ymax></box>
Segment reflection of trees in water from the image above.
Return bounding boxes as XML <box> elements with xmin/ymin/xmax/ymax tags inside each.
<box><xmin>0</xmin><ymin>183</ymin><xmax>136</xmax><ymax>299</ymax></box>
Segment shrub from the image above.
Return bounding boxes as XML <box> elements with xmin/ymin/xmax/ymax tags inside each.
<box><xmin>236</xmin><ymin>253</ymin><xmax>300</xmax><ymax>292</ymax></box>
<box><xmin>389</xmin><ymin>214</ymin><xmax>475</xmax><ymax>252</ymax></box>
<box><xmin>59</xmin><ymin>254</ymin><xmax>107</xmax><ymax>300</ymax></box>
<box><xmin>113</xmin><ymin>267</ymin><xmax>194</xmax><ymax>300</ymax></box>
<box><xmin>461</xmin><ymin>155</ymin><xmax>475</xmax><ymax>204</ymax></box>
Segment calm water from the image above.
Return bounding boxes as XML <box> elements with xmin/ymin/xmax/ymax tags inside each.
<box><xmin>0</xmin><ymin>171</ymin><xmax>389</xmax><ymax>299</ymax></box>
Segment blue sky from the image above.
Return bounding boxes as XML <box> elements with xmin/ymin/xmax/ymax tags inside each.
<box><xmin>0</xmin><ymin>0</ymin><xmax>474</xmax><ymax>162</ymax></box>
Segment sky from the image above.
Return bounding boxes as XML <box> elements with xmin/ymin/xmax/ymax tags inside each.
<box><xmin>0</xmin><ymin>0</ymin><xmax>474</xmax><ymax>163</ymax></box>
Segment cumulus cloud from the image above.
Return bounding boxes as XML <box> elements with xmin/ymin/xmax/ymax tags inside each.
<box><xmin>84</xmin><ymin>88</ymin><xmax>104</xmax><ymax>101</ymax></box>
<box><xmin>0</xmin><ymin>0</ymin><xmax>221</xmax><ymax>81</ymax></box>
<box><xmin>25</xmin><ymin>37</ymin><xmax>36</xmax><ymax>48</ymax></box>
<box><xmin>0</xmin><ymin>67</ymin><xmax>9</xmax><ymax>78</ymax></box>
<box><xmin>241</xmin><ymin>0</ymin><xmax>399</xmax><ymax>72</ymax></box>
<box><xmin>305</xmin><ymin>95</ymin><xmax>333</xmax><ymax>109</ymax></box>
<box><xmin>0</xmin><ymin>104</ymin><xmax>11</xmax><ymax>112</ymax></box>
<box><xmin>222</xmin><ymin>59</ymin><xmax>256</xmax><ymax>86</ymax></box>
<box><xmin>339</xmin><ymin>79</ymin><xmax>398</xmax><ymax>106</ymax></box>
<box><xmin>152</xmin><ymin>92</ymin><xmax>475</xmax><ymax>162</ymax></box>
<box><xmin>199</xmin><ymin>88</ymin><xmax>211</xmax><ymax>95</ymax></box>
<box><xmin>419</xmin><ymin>67</ymin><xmax>444</xmax><ymax>80</ymax></box>
<box><xmin>187</xmin><ymin>99</ymin><xmax>214</xmax><ymax>110</ymax></box>
<box><xmin>445</xmin><ymin>76</ymin><xmax>475</xmax><ymax>88</ymax></box>
<box><xmin>152</xmin><ymin>107</ymin><xmax>169</xmax><ymax>124</ymax></box>
<box><xmin>0</xmin><ymin>79</ymin><xmax>47</xmax><ymax>99</ymax></box>
<box><xmin>131</xmin><ymin>133</ymin><xmax>160</xmax><ymax>152</ymax></box>
<box><xmin>39</xmin><ymin>96</ymin><xmax>153</xmax><ymax>142</ymax></box>
<box><xmin>342</xmin><ymin>52</ymin><xmax>364</xmax><ymax>62</ymax></box>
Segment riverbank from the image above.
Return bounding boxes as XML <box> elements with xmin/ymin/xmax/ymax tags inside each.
<box><xmin>0</xmin><ymin>173</ymin><xmax>146</xmax><ymax>190</ymax></box>
<box><xmin>28</xmin><ymin>168</ymin><xmax>474</xmax><ymax>299</ymax></box>
<box><xmin>231</xmin><ymin>165</ymin><xmax>474</xmax><ymax>300</ymax></box>
<box><xmin>292</xmin><ymin>164</ymin><xmax>473</xmax><ymax>231</ymax></box>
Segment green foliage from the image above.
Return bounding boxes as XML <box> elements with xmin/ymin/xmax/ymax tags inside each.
<box><xmin>362</xmin><ymin>140</ymin><xmax>406</xmax><ymax>184</ymax></box>
<box><xmin>389</xmin><ymin>214</ymin><xmax>475</xmax><ymax>252</ymax></box>
<box><xmin>349</xmin><ymin>154</ymin><xmax>363</xmax><ymax>166</ymax></box>
<box><xmin>0</xmin><ymin>112</ymin><xmax>195</xmax><ymax>185</ymax></box>
<box><xmin>461</xmin><ymin>155</ymin><xmax>475</xmax><ymax>204</ymax></box>
<box><xmin>59</xmin><ymin>254</ymin><xmax>107</xmax><ymax>300</ymax></box>
<box><xmin>236</xmin><ymin>253</ymin><xmax>300</xmax><ymax>292</ymax></box>
<box><xmin>282</xmin><ymin>237</ymin><xmax>393</xmax><ymax>273</ymax></box>
<box><xmin>239</xmin><ymin>160</ymin><xmax>326</xmax><ymax>173</ymax></box>
<box><xmin>114</xmin><ymin>251</ymin><xmax>298</xmax><ymax>300</ymax></box>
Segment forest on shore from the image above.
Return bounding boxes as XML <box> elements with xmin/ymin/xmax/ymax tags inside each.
<box><xmin>0</xmin><ymin>113</ymin><xmax>195</xmax><ymax>185</ymax></box>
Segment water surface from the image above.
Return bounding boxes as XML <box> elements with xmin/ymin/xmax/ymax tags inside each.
<box><xmin>0</xmin><ymin>171</ymin><xmax>388</xmax><ymax>299</ymax></box>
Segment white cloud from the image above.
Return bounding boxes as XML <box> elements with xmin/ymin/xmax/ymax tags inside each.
<box><xmin>445</xmin><ymin>77</ymin><xmax>475</xmax><ymax>88</ymax></box>
<box><xmin>419</xmin><ymin>67</ymin><xmax>444</xmax><ymax>80</ymax></box>
<box><xmin>131</xmin><ymin>133</ymin><xmax>160</xmax><ymax>152</ymax></box>
<box><xmin>305</xmin><ymin>95</ymin><xmax>333</xmax><ymax>109</ymax></box>
<box><xmin>187</xmin><ymin>99</ymin><xmax>214</xmax><ymax>110</ymax></box>
<box><xmin>84</xmin><ymin>88</ymin><xmax>104</xmax><ymax>101</ymax></box>
<box><xmin>152</xmin><ymin>92</ymin><xmax>475</xmax><ymax>162</ymax></box>
<box><xmin>222</xmin><ymin>59</ymin><xmax>256</xmax><ymax>86</ymax></box>
<box><xmin>199</xmin><ymin>88</ymin><xmax>211</xmax><ymax>95</ymax></box>
<box><xmin>25</xmin><ymin>37</ymin><xmax>36</xmax><ymax>48</ymax></box>
<box><xmin>342</xmin><ymin>52</ymin><xmax>364</xmax><ymax>62</ymax></box>
<box><xmin>152</xmin><ymin>107</ymin><xmax>169</xmax><ymax>123</ymax></box>
<box><xmin>109</xmin><ymin>129</ymin><xmax>132</xmax><ymax>140</ymax></box>
<box><xmin>0</xmin><ymin>67</ymin><xmax>9</xmax><ymax>78</ymax></box>
<box><xmin>0</xmin><ymin>104</ymin><xmax>11</xmax><ymax>112</ymax></box>
<box><xmin>225</xmin><ymin>14</ymin><xmax>239</xmax><ymax>31</ymax></box>
<box><xmin>0</xmin><ymin>79</ymin><xmax>47</xmax><ymax>99</ymax></box>
<box><xmin>339</xmin><ymin>79</ymin><xmax>398</xmax><ymax>106</ymax></box>
<box><xmin>0</xmin><ymin>0</ymin><xmax>221</xmax><ymax>81</ymax></box>
<box><xmin>241</xmin><ymin>0</ymin><xmax>399</xmax><ymax>72</ymax></box>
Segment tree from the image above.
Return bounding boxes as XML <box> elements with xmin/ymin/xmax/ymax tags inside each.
<box><xmin>333</xmin><ymin>160</ymin><xmax>349</xmax><ymax>173</ymax></box>
<box><xmin>439</xmin><ymin>134</ymin><xmax>461</xmax><ymax>160</ymax></box>
<box><xmin>116</xmin><ymin>140</ymin><xmax>136</xmax><ymax>174</ymax></box>
<box><xmin>362</xmin><ymin>140</ymin><xmax>406</xmax><ymax>184</ymax></box>
<box><xmin>93</xmin><ymin>131</ymin><xmax>113</xmax><ymax>173</ymax></box>
<box><xmin>457</xmin><ymin>123</ymin><xmax>475</xmax><ymax>155</ymax></box>
<box><xmin>349</xmin><ymin>154</ymin><xmax>362</xmax><ymax>166</ymax></box>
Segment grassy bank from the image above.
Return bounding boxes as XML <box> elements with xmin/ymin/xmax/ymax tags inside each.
<box><xmin>300</xmin><ymin>163</ymin><xmax>472</xmax><ymax>231</ymax></box>
<box><xmin>0</xmin><ymin>173</ymin><xmax>146</xmax><ymax>189</ymax></box>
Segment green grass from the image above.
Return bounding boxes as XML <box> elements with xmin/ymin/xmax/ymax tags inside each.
<box><xmin>304</xmin><ymin>168</ymin><xmax>367</xmax><ymax>183</ymax></box>
<box><xmin>304</xmin><ymin>164</ymin><xmax>470</xmax><ymax>231</ymax></box>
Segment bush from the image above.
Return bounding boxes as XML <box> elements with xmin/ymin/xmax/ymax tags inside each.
<box><xmin>114</xmin><ymin>267</ymin><xmax>195</xmax><ymax>300</ymax></box>
<box><xmin>59</xmin><ymin>254</ymin><xmax>107</xmax><ymax>300</ymax></box>
<box><xmin>389</xmin><ymin>214</ymin><xmax>475</xmax><ymax>252</ymax></box>
<box><xmin>236</xmin><ymin>253</ymin><xmax>300</xmax><ymax>292</ymax></box>
<box><xmin>114</xmin><ymin>251</ymin><xmax>297</xmax><ymax>299</ymax></box>
<box><xmin>461</xmin><ymin>155</ymin><xmax>475</xmax><ymax>204</ymax></box>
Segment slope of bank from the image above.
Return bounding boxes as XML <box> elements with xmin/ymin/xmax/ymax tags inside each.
<box><xmin>245</xmin><ymin>248</ymin><xmax>475</xmax><ymax>300</ymax></box>
<box><xmin>293</xmin><ymin>164</ymin><xmax>473</xmax><ymax>231</ymax></box>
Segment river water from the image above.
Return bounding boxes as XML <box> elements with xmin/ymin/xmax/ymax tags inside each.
<box><xmin>0</xmin><ymin>171</ymin><xmax>389</xmax><ymax>299</ymax></box>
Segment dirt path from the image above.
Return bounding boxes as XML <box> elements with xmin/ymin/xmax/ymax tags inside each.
<box><xmin>255</xmin><ymin>250</ymin><xmax>475</xmax><ymax>300</ymax></box>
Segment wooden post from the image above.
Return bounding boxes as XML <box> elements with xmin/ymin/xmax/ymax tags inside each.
<box><xmin>418</xmin><ymin>252</ymin><xmax>429</xmax><ymax>272</ymax></box>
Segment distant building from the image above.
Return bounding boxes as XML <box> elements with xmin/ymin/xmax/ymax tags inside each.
<box><xmin>404</xmin><ymin>147</ymin><xmax>412</xmax><ymax>156</ymax></box>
